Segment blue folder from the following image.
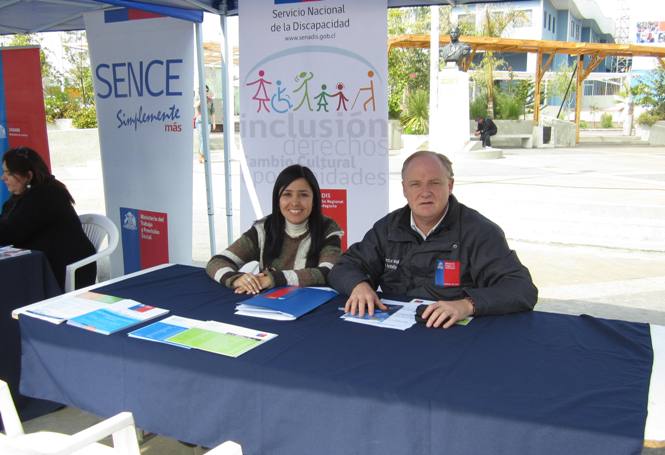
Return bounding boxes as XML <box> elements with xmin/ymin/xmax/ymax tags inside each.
<box><xmin>239</xmin><ymin>286</ymin><xmax>337</xmax><ymax>319</ymax></box>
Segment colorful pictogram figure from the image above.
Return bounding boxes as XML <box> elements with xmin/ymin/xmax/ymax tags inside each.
<box><xmin>331</xmin><ymin>82</ymin><xmax>349</xmax><ymax>111</ymax></box>
<box><xmin>293</xmin><ymin>71</ymin><xmax>314</xmax><ymax>112</ymax></box>
<box><xmin>351</xmin><ymin>70</ymin><xmax>376</xmax><ymax>112</ymax></box>
<box><xmin>314</xmin><ymin>84</ymin><xmax>332</xmax><ymax>112</ymax></box>
<box><xmin>246</xmin><ymin>69</ymin><xmax>272</xmax><ymax>112</ymax></box>
<box><xmin>271</xmin><ymin>80</ymin><xmax>292</xmax><ymax>113</ymax></box>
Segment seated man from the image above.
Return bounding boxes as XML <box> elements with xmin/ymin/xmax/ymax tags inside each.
<box><xmin>328</xmin><ymin>150</ymin><xmax>537</xmax><ymax>329</ymax></box>
<box><xmin>474</xmin><ymin>116</ymin><xmax>498</xmax><ymax>148</ymax></box>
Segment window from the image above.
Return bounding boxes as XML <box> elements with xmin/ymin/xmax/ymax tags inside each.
<box><xmin>570</xmin><ymin>19</ymin><xmax>574</xmax><ymax>37</ymax></box>
<box><xmin>553</xmin><ymin>17</ymin><xmax>556</xmax><ymax>33</ymax></box>
<box><xmin>544</xmin><ymin>11</ymin><xmax>547</xmax><ymax>29</ymax></box>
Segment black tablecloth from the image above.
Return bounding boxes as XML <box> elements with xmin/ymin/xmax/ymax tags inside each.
<box><xmin>19</xmin><ymin>265</ymin><xmax>654</xmax><ymax>455</ymax></box>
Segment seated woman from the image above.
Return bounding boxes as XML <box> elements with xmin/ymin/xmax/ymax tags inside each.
<box><xmin>207</xmin><ymin>164</ymin><xmax>343</xmax><ymax>294</ymax></box>
<box><xmin>0</xmin><ymin>147</ymin><xmax>96</xmax><ymax>291</ymax></box>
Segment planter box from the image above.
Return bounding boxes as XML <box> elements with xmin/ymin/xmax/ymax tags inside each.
<box><xmin>54</xmin><ymin>118</ymin><xmax>73</xmax><ymax>130</ymax></box>
<box><xmin>389</xmin><ymin>119</ymin><xmax>403</xmax><ymax>151</ymax></box>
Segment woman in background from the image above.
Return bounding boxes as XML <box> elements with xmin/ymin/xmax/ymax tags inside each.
<box><xmin>0</xmin><ymin>147</ymin><xmax>96</xmax><ymax>291</ymax></box>
<box><xmin>207</xmin><ymin>164</ymin><xmax>343</xmax><ymax>294</ymax></box>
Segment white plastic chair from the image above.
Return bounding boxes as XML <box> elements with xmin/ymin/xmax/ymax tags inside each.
<box><xmin>65</xmin><ymin>214</ymin><xmax>119</xmax><ymax>293</ymax></box>
<box><xmin>0</xmin><ymin>379</ymin><xmax>140</xmax><ymax>455</ymax></box>
<box><xmin>206</xmin><ymin>441</ymin><xmax>243</xmax><ymax>455</ymax></box>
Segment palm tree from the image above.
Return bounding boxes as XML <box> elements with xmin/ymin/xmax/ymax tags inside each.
<box><xmin>472</xmin><ymin>7</ymin><xmax>528</xmax><ymax>118</ymax></box>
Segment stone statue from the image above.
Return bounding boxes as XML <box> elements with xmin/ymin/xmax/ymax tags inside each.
<box><xmin>441</xmin><ymin>26</ymin><xmax>471</xmax><ymax>70</ymax></box>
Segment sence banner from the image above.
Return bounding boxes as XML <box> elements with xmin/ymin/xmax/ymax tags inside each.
<box><xmin>85</xmin><ymin>9</ymin><xmax>194</xmax><ymax>275</ymax></box>
<box><xmin>0</xmin><ymin>47</ymin><xmax>50</xmax><ymax>205</ymax></box>
<box><xmin>239</xmin><ymin>0</ymin><xmax>388</xmax><ymax>246</ymax></box>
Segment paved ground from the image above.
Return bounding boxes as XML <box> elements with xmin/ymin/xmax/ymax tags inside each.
<box><xmin>27</xmin><ymin>128</ymin><xmax>665</xmax><ymax>453</ymax></box>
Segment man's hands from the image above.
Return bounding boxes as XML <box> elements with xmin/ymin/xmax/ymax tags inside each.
<box><xmin>344</xmin><ymin>282</ymin><xmax>474</xmax><ymax>328</ymax></box>
<box><xmin>344</xmin><ymin>281</ymin><xmax>387</xmax><ymax>317</ymax></box>
<box><xmin>420</xmin><ymin>298</ymin><xmax>475</xmax><ymax>329</ymax></box>
<box><xmin>232</xmin><ymin>273</ymin><xmax>272</xmax><ymax>294</ymax></box>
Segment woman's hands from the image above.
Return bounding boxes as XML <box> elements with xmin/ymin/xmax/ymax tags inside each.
<box><xmin>232</xmin><ymin>273</ymin><xmax>272</xmax><ymax>294</ymax></box>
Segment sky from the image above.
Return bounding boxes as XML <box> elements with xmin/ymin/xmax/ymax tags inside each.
<box><xmin>608</xmin><ymin>0</ymin><xmax>665</xmax><ymax>21</ymax></box>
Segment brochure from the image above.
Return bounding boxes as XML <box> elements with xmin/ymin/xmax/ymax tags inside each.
<box><xmin>67</xmin><ymin>299</ymin><xmax>169</xmax><ymax>335</ymax></box>
<box><xmin>0</xmin><ymin>246</ymin><xmax>31</xmax><ymax>260</ymax></box>
<box><xmin>235</xmin><ymin>286</ymin><xmax>337</xmax><ymax>320</ymax></box>
<box><xmin>341</xmin><ymin>302</ymin><xmax>403</xmax><ymax>322</ymax></box>
<box><xmin>340</xmin><ymin>300</ymin><xmax>415</xmax><ymax>331</ymax></box>
<box><xmin>128</xmin><ymin>315</ymin><xmax>201</xmax><ymax>348</ymax></box>
<box><xmin>165</xmin><ymin>321</ymin><xmax>277</xmax><ymax>357</ymax></box>
<box><xmin>21</xmin><ymin>291</ymin><xmax>126</xmax><ymax>324</ymax></box>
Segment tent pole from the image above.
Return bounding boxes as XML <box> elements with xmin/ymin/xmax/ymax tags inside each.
<box><xmin>220</xmin><ymin>11</ymin><xmax>235</xmax><ymax>247</ymax></box>
<box><xmin>428</xmin><ymin>6</ymin><xmax>440</xmax><ymax>143</ymax></box>
<box><xmin>195</xmin><ymin>22</ymin><xmax>217</xmax><ymax>255</ymax></box>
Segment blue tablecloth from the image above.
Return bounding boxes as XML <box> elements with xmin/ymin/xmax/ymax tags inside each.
<box><xmin>1</xmin><ymin>251</ymin><xmax>61</xmax><ymax>421</ymax></box>
<box><xmin>19</xmin><ymin>265</ymin><xmax>653</xmax><ymax>455</ymax></box>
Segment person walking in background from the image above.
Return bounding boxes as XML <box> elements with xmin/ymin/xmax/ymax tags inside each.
<box><xmin>0</xmin><ymin>147</ymin><xmax>96</xmax><ymax>291</ymax></box>
<box><xmin>474</xmin><ymin>116</ymin><xmax>498</xmax><ymax>149</ymax></box>
<box><xmin>195</xmin><ymin>85</ymin><xmax>216</xmax><ymax>163</ymax></box>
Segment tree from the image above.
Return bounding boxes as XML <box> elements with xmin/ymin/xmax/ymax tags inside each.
<box><xmin>387</xmin><ymin>8</ymin><xmax>431</xmax><ymax>119</ymax></box>
<box><xmin>62</xmin><ymin>31</ymin><xmax>94</xmax><ymax>107</ymax></box>
<box><xmin>632</xmin><ymin>66</ymin><xmax>665</xmax><ymax>119</ymax></box>
<box><xmin>546</xmin><ymin>62</ymin><xmax>577</xmax><ymax>119</ymax></box>
<box><xmin>471</xmin><ymin>7</ymin><xmax>528</xmax><ymax>118</ymax></box>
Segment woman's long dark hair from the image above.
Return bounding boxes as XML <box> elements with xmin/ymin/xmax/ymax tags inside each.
<box><xmin>263</xmin><ymin>164</ymin><xmax>324</xmax><ymax>267</ymax></box>
<box><xmin>3</xmin><ymin>147</ymin><xmax>74</xmax><ymax>203</ymax></box>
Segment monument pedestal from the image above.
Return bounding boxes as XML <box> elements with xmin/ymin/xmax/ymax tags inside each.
<box><xmin>431</xmin><ymin>63</ymin><xmax>470</xmax><ymax>158</ymax></box>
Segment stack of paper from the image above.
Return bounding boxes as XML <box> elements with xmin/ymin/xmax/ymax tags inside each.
<box><xmin>21</xmin><ymin>291</ymin><xmax>126</xmax><ymax>324</ymax></box>
<box><xmin>164</xmin><ymin>321</ymin><xmax>277</xmax><ymax>357</ymax></box>
<box><xmin>67</xmin><ymin>299</ymin><xmax>169</xmax><ymax>335</ymax></box>
<box><xmin>340</xmin><ymin>300</ymin><xmax>415</xmax><ymax>331</ymax></box>
<box><xmin>0</xmin><ymin>246</ymin><xmax>30</xmax><ymax>260</ymax></box>
<box><xmin>20</xmin><ymin>291</ymin><xmax>169</xmax><ymax>335</ymax></box>
<box><xmin>235</xmin><ymin>286</ymin><xmax>337</xmax><ymax>321</ymax></box>
<box><xmin>340</xmin><ymin>298</ymin><xmax>473</xmax><ymax>330</ymax></box>
<box><xmin>128</xmin><ymin>315</ymin><xmax>200</xmax><ymax>347</ymax></box>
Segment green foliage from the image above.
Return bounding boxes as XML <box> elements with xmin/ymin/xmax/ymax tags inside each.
<box><xmin>495</xmin><ymin>92</ymin><xmax>522</xmax><ymax>120</ymax></box>
<box><xmin>388</xmin><ymin>96</ymin><xmax>402</xmax><ymax>120</ymax></box>
<box><xmin>388</xmin><ymin>7</ymin><xmax>430</xmax><ymax>35</ymax></box>
<box><xmin>72</xmin><ymin>105</ymin><xmax>98</xmax><ymax>129</ymax></box>
<box><xmin>470</xmin><ymin>94</ymin><xmax>488</xmax><ymax>119</ymax></box>
<box><xmin>6</xmin><ymin>34</ymin><xmax>34</xmax><ymax>46</ymax></box>
<box><xmin>547</xmin><ymin>63</ymin><xmax>576</xmax><ymax>101</ymax></box>
<box><xmin>600</xmin><ymin>113</ymin><xmax>613</xmax><ymax>128</ymax></box>
<box><xmin>401</xmin><ymin>90</ymin><xmax>429</xmax><ymax>134</ymax></box>
<box><xmin>579</xmin><ymin>120</ymin><xmax>588</xmax><ymax>129</ymax></box>
<box><xmin>44</xmin><ymin>89</ymin><xmax>76</xmax><ymax>123</ymax></box>
<box><xmin>470</xmin><ymin>7</ymin><xmax>528</xmax><ymax>117</ymax></box>
<box><xmin>637</xmin><ymin>111</ymin><xmax>659</xmax><ymax>127</ymax></box>
<box><xmin>62</xmin><ymin>32</ymin><xmax>95</xmax><ymax>107</ymax></box>
<box><xmin>633</xmin><ymin>67</ymin><xmax>665</xmax><ymax>119</ymax></box>
<box><xmin>388</xmin><ymin>8</ymin><xmax>431</xmax><ymax>124</ymax></box>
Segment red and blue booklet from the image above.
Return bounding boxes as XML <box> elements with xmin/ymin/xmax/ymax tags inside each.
<box><xmin>235</xmin><ymin>286</ymin><xmax>337</xmax><ymax>321</ymax></box>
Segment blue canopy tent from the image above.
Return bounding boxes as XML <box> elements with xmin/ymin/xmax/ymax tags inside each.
<box><xmin>0</xmin><ymin>1</ymin><xmax>531</xmax><ymax>33</ymax></box>
<box><xmin>0</xmin><ymin>0</ymin><xmax>528</xmax><ymax>256</ymax></box>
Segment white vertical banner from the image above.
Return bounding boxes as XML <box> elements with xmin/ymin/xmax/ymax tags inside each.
<box><xmin>239</xmin><ymin>0</ymin><xmax>389</xmax><ymax>248</ymax></box>
<box><xmin>85</xmin><ymin>10</ymin><xmax>194</xmax><ymax>276</ymax></box>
